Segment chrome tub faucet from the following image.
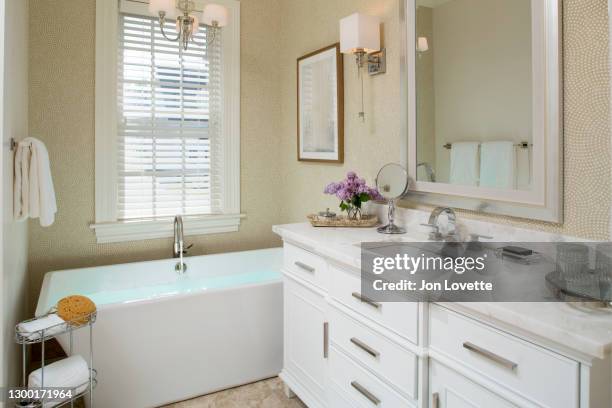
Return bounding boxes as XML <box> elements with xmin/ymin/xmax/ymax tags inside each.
<box><xmin>173</xmin><ymin>215</ymin><xmax>192</xmax><ymax>273</ymax></box>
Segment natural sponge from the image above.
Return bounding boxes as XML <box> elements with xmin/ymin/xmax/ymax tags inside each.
<box><xmin>56</xmin><ymin>295</ymin><xmax>96</xmax><ymax>326</ymax></box>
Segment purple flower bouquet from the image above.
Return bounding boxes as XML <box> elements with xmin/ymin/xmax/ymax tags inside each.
<box><xmin>324</xmin><ymin>172</ymin><xmax>383</xmax><ymax>220</ymax></box>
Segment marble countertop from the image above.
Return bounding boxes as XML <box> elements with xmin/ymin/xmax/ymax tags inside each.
<box><xmin>273</xmin><ymin>222</ymin><xmax>612</xmax><ymax>360</ymax></box>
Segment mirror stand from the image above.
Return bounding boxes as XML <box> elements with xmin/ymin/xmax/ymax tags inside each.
<box><xmin>377</xmin><ymin>199</ymin><xmax>406</xmax><ymax>234</ymax></box>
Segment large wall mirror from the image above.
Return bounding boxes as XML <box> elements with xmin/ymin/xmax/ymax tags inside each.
<box><xmin>401</xmin><ymin>0</ymin><xmax>562</xmax><ymax>222</ymax></box>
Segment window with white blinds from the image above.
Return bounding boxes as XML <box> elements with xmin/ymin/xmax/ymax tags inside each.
<box><xmin>117</xmin><ymin>13</ymin><xmax>222</xmax><ymax>220</ymax></box>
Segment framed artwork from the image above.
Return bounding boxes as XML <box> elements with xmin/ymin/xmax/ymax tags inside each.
<box><xmin>297</xmin><ymin>43</ymin><xmax>344</xmax><ymax>163</ymax></box>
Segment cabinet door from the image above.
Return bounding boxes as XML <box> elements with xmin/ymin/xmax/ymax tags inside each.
<box><xmin>284</xmin><ymin>278</ymin><xmax>328</xmax><ymax>399</ymax></box>
<box><xmin>429</xmin><ymin>360</ymin><xmax>517</xmax><ymax>408</ymax></box>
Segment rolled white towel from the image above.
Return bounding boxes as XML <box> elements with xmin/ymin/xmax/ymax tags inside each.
<box><xmin>29</xmin><ymin>355</ymin><xmax>90</xmax><ymax>408</ymax></box>
<box><xmin>17</xmin><ymin>314</ymin><xmax>66</xmax><ymax>341</ymax></box>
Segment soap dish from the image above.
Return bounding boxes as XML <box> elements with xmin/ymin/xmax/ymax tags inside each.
<box><xmin>494</xmin><ymin>247</ymin><xmax>543</xmax><ymax>264</ymax></box>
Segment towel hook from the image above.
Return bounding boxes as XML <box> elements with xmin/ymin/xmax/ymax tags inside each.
<box><xmin>9</xmin><ymin>138</ymin><xmax>17</xmax><ymax>151</ymax></box>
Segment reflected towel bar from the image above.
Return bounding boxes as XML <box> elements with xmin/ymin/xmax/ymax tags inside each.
<box><xmin>443</xmin><ymin>141</ymin><xmax>532</xmax><ymax>150</ymax></box>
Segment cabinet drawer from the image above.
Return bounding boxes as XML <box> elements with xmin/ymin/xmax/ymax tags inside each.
<box><xmin>330</xmin><ymin>264</ymin><xmax>418</xmax><ymax>344</ymax></box>
<box><xmin>430</xmin><ymin>360</ymin><xmax>516</xmax><ymax>408</ymax></box>
<box><xmin>283</xmin><ymin>243</ymin><xmax>327</xmax><ymax>289</ymax></box>
<box><xmin>430</xmin><ymin>305</ymin><xmax>579</xmax><ymax>408</ymax></box>
<box><xmin>329</xmin><ymin>307</ymin><xmax>417</xmax><ymax>400</ymax></box>
<box><xmin>329</xmin><ymin>346</ymin><xmax>415</xmax><ymax>408</ymax></box>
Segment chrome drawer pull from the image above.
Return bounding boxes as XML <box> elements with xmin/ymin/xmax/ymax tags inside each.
<box><xmin>350</xmin><ymin>381</ymin><xmax>380</xmax><ymax>405</ymax></box>
<box><xmin>350</xmin><ymin>337</ymin><xmax>380</xmax><ymax>358</ymax></box>
<box><xmin>463</xmin><ymin>342</ymin><xmax>518</xmax><ymax>370</ymax></box>
<box><xmin>323</xmin><ymin>322</ymin><xmax>329</xmax><ymax>359</ymax></box>
<box><xmin>294</xmin><ymin>261</ymin><xmax>315</xmax><ymax>273</ymax></box>
<box><xmin>351</xmin><ymin>292</ymin><xmax>381</xmax><ymax>309</ymax></box>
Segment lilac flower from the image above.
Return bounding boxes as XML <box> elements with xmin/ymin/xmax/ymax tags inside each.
<box><xmin>337</xmin><ymin>188</ymin><xmax>353</xmax><ymax>202</ymax></box>
<box><xmin>323</xmin><ymin>171</ymin><xmax>383</xmax><ymax>214</ymax></box>
<box><xmin>324</xmin><ymin>182</ymin><xmax>342</xmax><ymax>195</ymax></box>
<box><xmin>368</xmin><ymin>187</ymin><xmax>384</xmax><ymax>201</ymax></box>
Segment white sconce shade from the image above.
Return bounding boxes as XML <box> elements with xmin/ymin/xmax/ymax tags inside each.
<box><xmin>417</xmin><ymin>37</ymin><xmax>429</xmax><ymax>52</ymax></box>
<box><xmin>202</xmin><ymin>4</ymin><xmax>229</xmax><ymax>27</ymax></box>
<box><xmin>340</xmin><ymin>13</ymin><xmax>380</xmax><ymax>54</ymax></box>
<box><xmin>149</xmin><ymin>0</ymin><xmax>176</xmax><ymax>15</ymax></box>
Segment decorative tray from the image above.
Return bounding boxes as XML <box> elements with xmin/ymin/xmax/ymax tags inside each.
<box><xmin>307</xmin><ymin>214</ymin><xmax>379</xmax><ymax>228</ymax></box>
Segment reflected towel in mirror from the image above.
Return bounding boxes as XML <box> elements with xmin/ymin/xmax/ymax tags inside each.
<box><xmin>480</xmin><ymin>141</ymin><xmax>515</xmax><ymax>189</ymax></box>
<box><xmin>449</xmin><ymin>142</ymin><xmax>479</xmax><ymax>186</ymax></box>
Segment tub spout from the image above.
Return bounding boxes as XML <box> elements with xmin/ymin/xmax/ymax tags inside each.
<box><xmin>173</xmin><ymin>215</ymin><xmax>191</xmax><ymax>274</ymax></box>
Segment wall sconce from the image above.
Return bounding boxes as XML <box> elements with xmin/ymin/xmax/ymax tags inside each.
<box><xmin>417</xmin><ymin>36</ymin><xmax>429</xmax><ymax>58</ymax></box>
<box><xmin>340</xmin><ymin>12</ymin><xmax>386</xmax><ymax>121</ymax></box>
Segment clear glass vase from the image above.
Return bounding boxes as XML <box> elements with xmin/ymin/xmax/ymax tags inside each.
<box><xmin>346</xmin><ymin>206</ymin><xmax>362</xmax><ymax>220</ymax></box>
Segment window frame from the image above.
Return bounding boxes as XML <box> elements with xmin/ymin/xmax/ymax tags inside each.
<box><xmin>92</xmin><ymin>0</ymin><xmax>241</xmax><ymax>244</ymax></box>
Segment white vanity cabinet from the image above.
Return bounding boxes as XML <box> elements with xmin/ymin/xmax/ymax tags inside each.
<box><xmin>276</xmin><ymin>228</ymin><xmax>612</xmax><ymax>408</ymax></box>
<box><xmin>283</xmin><ymin>277</ymin><xmax>328</xmax><ymax>407</ymax></box>
<box><xmin>280</xmin><ymin>242</ymin><xmax>421</xmax><ymax>408</ymax></box>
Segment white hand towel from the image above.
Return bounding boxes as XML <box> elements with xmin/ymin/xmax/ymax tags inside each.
<box><xmin>13</xmin><ymin>137</ymin><xmax>57</xmax><ymax>226</ymax></box>
<box><xmin>17</xmin><ymin>314</ymin><xmax>66</xmax><ymax>341</ymax></box>
<box><xmin>449</xmin><ymin>142</ymin><xmax>480</xmax><ymax>186</ymax></box>
<box><xmin>480</xmin><ymin>141</ymin><xmax>516</xmax><ymax>189</ymax></box>
<box><xmin>29</xmin><ymin>355</ymin><xmax>90</xmax><ymax>408</ymax></box>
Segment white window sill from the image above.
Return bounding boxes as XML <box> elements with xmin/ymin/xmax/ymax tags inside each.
<box><xmin>90</xmin><ymin>214</ymin><xmax>245</xmax><ymax>244</ymax></box>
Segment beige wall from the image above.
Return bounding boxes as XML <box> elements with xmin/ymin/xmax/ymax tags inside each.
<box><xmin>26</xmin><ymin>0</ymin><xmax>611</xmax><ymax>311</ymax></box>
<box><xmin>27</xmin><ymin>0</ymin><xmax>284</xmax><ymax>309</ymax></box>
<box><xmin>3</xmin><ymin>0</ymin><xmax>29</xmax><ymax>388</ymax></box>
<box><xmin>415</xmin><ymin>6</ymin><xmax>435</xmax><ymax>181</ymax></box>
<box><xmin>278</xmin><ymin>0</ymin><xmax>403</xmax><ymax>221</ymax></box>
<box><xmin>429</xmin><ymin>0</ymin><xmax>532</xmax><ymax>185</ymax></box>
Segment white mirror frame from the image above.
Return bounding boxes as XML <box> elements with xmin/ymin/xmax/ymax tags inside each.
<box><xmin>400</xmin><ymin>0</ymin><xmax>563</xmax><ymax>223</ymax></box>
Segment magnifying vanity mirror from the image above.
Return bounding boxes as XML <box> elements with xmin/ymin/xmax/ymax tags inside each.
<box><xmin>401</xmin><ymin>0</ymin><xmax>562</xmax><ymax>222</ymax></box>
<box><xmin>376</xmin><ymin>163</ymin><xmax>409</xmax><ymax>234</ymax></box>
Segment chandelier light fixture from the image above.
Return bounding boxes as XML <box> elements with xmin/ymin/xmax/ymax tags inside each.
<box><xmin>149</xmin><ymin>0</ymin><xmax>229</xmax><ymax>50</ymax></box>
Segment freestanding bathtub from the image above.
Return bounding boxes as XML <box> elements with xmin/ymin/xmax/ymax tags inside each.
<box><xmin>35</xmin><ymin>248</ymin><xmax>283</xmax><ymax>408</ymax></box>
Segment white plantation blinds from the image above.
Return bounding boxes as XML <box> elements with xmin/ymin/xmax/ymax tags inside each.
<box><xmin>117</xmin><ymin>14</ymin><xmax>222</xmax><ymax>220</ymax></box>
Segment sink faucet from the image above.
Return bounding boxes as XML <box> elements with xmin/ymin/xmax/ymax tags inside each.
<box><xmin>173</xmin><ymin>215</ymin><xmax>191</xmax><ymax>273</ymax></box>
<box><xmin>422</xmin><ymin>207</ymin><xmax>457</xmax><ymax>241</ymax></box>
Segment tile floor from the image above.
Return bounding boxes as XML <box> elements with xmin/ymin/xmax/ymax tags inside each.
<box><xmin>163</xmin><ymin>377</ymin><xmax>307</xmax><ymax>408</ymax></box>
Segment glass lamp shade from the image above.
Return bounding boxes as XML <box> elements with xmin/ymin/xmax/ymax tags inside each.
<box><xmin>417</xmin><ymin>37</ymin><xmax>429</xmax><ymax>52</ymax></box>
<box><xmin>202</xmin><ymin>4</ymin><xmax>229</xmax><ymax>27</ymax></box>
<box><xmin>340</xmin><ymin>13</ymin><xmax>380</xmax><ymax>54</ymax></box>
<box><xmin>149</xmin><ymin>0</ymin><xmax>176</xmax><ymax>15</ymax></box>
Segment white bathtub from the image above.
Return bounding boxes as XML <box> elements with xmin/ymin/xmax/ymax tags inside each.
<box><xmin>35</xmin><ymin>248</ymin><xmax>283</xmax><ymax>408</ymax></box>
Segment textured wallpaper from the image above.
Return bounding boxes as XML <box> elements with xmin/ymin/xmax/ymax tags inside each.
<box><xmin>278</xmin><ymin>0</ymin><xmax>403</xmax><ymax>223</ymax></box>
<box><xmin>278</xmin><ymin>0</ymin><xmax>611</xmax><ymax>240</ymax></box>
<box><xmin>27</xmin><ymin>0</ymin><xmax>285</xmax><ymax>309</ymax></box>
<box><xmin>27</xmin><ymin>0</ymin><xmax>610</xmax><ymax>311</ymax></box>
